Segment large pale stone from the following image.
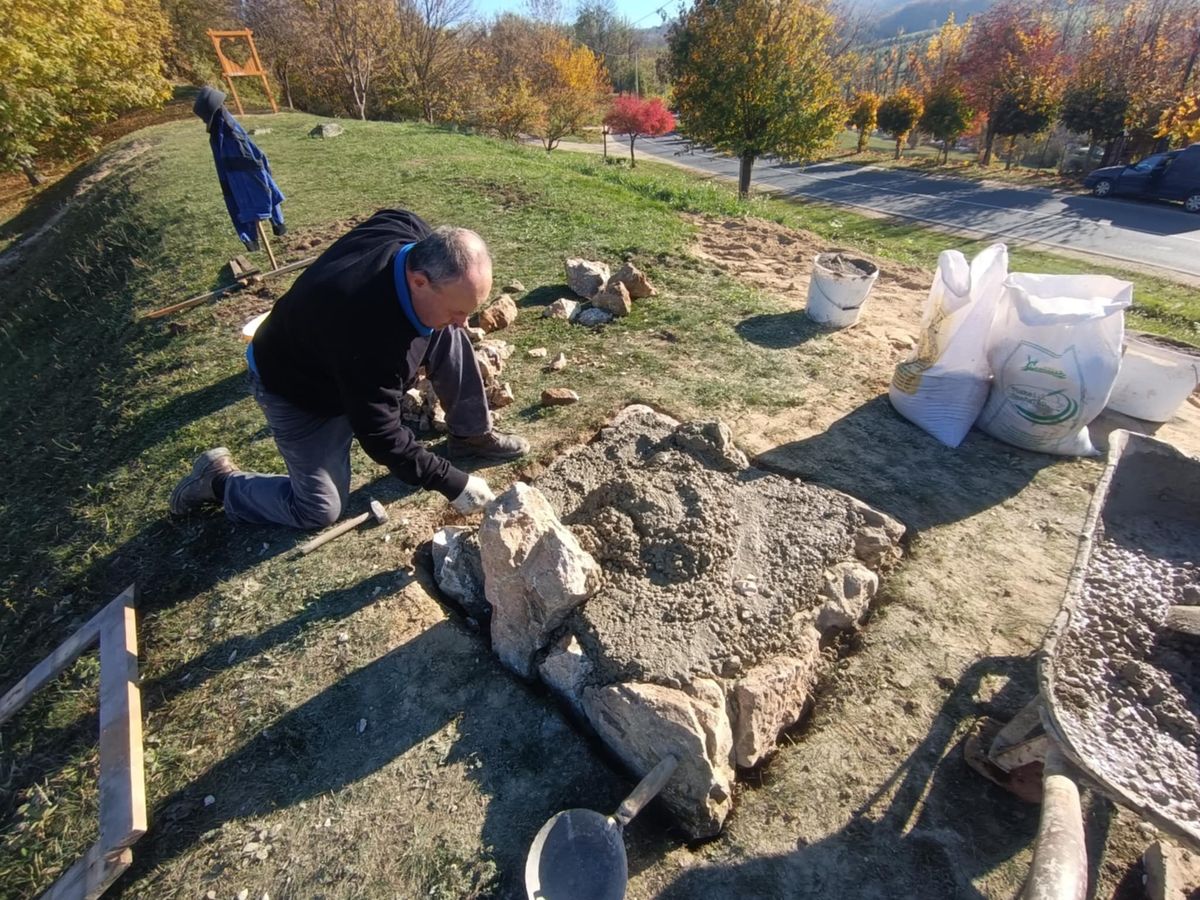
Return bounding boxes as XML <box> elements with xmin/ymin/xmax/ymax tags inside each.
<box><xmin>816</xmin><ymin>561</ymin><xmax>879</xmax><ymax>634</ymax></box>
<box><xmin>538</xmin><ymin>633</ymin><xmax>592</xmax><ymax>714</ymax></box>
<box><xmin>544</xmin><ymin>298</ymin><xmax>580</xmax><ymax>321</ymax></box>
<box><xmin>610</xmin><ymin>262</ymin><xmax>656</xmax><ymax>299</ymax></box>
<box><xmin>541</xmin><ymin>388</ymin><xmax>579</xmax><ymax>406</ymax></box>
<box><xmin>476</xmin><ymin>294</ymin><xmax>518</xmax><ymax>332</ymax></box>
<box><xmin>431</xmin><ymin>527</ymin><xmax>488</xmax><ymax>621</ymax></box>
<box><xmin>591</xmin><ymin>281</ymin><xmax>632</xmax><ymax>317</ymax></box>
<box><xmin>1145</xmin><ymin>840</ymin><xmax>1200</xmax><ymax>900</ymax></box>
<box><xmin>479</xmin><ymin>483</ymin><xmax>602</xmax><ymax>677</ymax></box>
<box><xmin>309</xmin><ymin>122</ymin><xmax>344</xmax><ymax>138</ymax></box>
<box><xmin>582</xmin><ymin>678</ymin><xmax>734</xmax><ymax>838</ymax></box>
<box><xmin>487</xmin><ymin>382</ymin><xmax>515</xmax><ymax>409</ymax></box>
<box><xmin>730</xmin><ymin>628</ymin><xmax>822</xmax><ymax>768</ymax></box>
<box><xmin>565</xmin><ymin>258</ymin><xmax>610</xmax><ymax>300</ymax></box>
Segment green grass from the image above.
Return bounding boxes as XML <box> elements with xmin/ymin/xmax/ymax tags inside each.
<box><xmin>1</xmin><ymin>110</ymin><xmax>1198</xmax><ymax>896</ymax></box>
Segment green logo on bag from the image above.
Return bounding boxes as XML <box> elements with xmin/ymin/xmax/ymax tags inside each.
<box><xmin>1006</xmin><ymin>384</ymin><xmax>1079</xmax><ymax>425</ymax></box>
<box><xmin>1021</xmin><ymin>356</ymin><xmax>1067</xmax><ymax>379</ymax></box>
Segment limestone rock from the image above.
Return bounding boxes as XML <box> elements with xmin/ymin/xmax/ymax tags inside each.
<box><xmin>544</xmin><ymin>298</ymin><xmax>581</xmax><ymax>321</ymax></box>
<box><xmin>431</xmin><ymin>527</ymin><xmax>488</xmax><ymax>621</ymax></box>
<box><xmin>731</xmin><ymin>629</ymin><xmax>822</xmax><ymax>768</ymax></box>
<box><xmin>582</xmin><ymin>679</ymin><xmax>734</xmax><ymax>838</ymax></box>
<box><xmin>548</xmin><ymin>352</ymin><xmax>567</xmax><ymax>371</ymax></box>
<box><xmin>1144</xmin><ymin>840</ymin><xmax>1200</xmax><ymax>900</ymax></box>
<box><xmin>539</xmin><ymin>633</ymin><xmax>592</xmax><ymax>714</ymax></box>
<box><xmin>565</xmin><ymin>258</ymin><xmax>610</xmax><ymax>300</ymax></box>
<box><xmin>248</xmin><ymin>127</ymin><xmax>273</xmax><ymax>136</ymax></box>
<box><xmin>541</xmin><ymin>388</ymin><xmax>579</xmax><ymax>406</ymax></box>
<box><xmin>854</xmin><ymin>527</ymin><xmax>900</xmax><ymax>569</ymax></box>
<box><xmin>479</xmin><ymin>483</ymin><xmax>602</xmax><ymax>677</ymax></box>
<box><xmin>608</xmin><ymin>404</ymin><xmax>680</xmax><ymax>430</ymax></box>
<box><xmin>476</xmin><ymin>294</ymin><xmax>518</xmax><ymax>333</ymax></box>
<box><xmin>528</xmin><ymin>347</ymin><xmax>548</xmax><ymax>358</ymax></box>
<box><xmin>466</xmin><ymin>327</ymin><xmax>487</xmax><ymax>345</ymax></box>
<box><xmin>816</xmin><ymin>562</ymin><xmax>879</xmax><ymax>634</ymax></box>
<box><xmin>309</xmin><ymin>123</ymin><xmax>345</xmax><ymax>138</ymax></box>
<box><xmin>504</xmin><ymin>280</ymin><xmax>526</xmax><ymax>294</ymax></box>
<box><xmin>476</xmin><ymin>353</ymin><xmax>499</xmax><ymax>384</ymax></box>
<box><xmin>487</xmin><ymin>382</ymin><xmax>515</xmax><ymax>409</ymax></box>
<box><xmin>591</xmin><ymin>280</ymin><xmax>632</xmax><ymax>317</ymax></box>
<box><xmin>479</xmin><ymin>339</ymin><xmax>514</xmax><ymax>368</ymax></box>
<box><xmin>610</xmin><ymin>262</ymin><xmax>656</xmax><ymax>299</ymax></box>
<box><xmin>847</xmin><ymin>497</ymin><xmax>906</xmax><ymax>544</ymax></box>
<box><xmin>671</xmin><ymin>421</ymin><xmax>748</xmax><ymax>471</ymax></box>
<box><xmin>576</xmin><ymin>307</ymin><xmax>613</xmax><ymax>327</ymax></box>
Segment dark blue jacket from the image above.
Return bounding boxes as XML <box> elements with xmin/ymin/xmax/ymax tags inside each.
<box><xmin>193</xmin><ymin>87</ymin><xmax>285</xmax><ymax>251</ymax></box>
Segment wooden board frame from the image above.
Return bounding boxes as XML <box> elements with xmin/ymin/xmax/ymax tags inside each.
<box><xmin>0</xmin><ymin>585</ymin><xmax>147</xmax><ymax>900</ymax></box>
<box><xmin>206</xmin><ymin>29</ymin><xmax>279</xmax><ymax>115</ymax></box>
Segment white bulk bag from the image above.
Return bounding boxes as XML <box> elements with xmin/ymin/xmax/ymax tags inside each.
<box><xmin>976</xmin><ymin>273</ymin><xmax>1132</xmax><ymax>456</ymax></box>
<box><xmin>889</xmin><ymin>243</ymin><xmax>1008</xmax><ymax>447</ymax></box>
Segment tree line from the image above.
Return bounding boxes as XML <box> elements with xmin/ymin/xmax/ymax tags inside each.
<box><xmin>3</xmin><ymin>0</ymin><xmax>1198</xmax><ymax>192</ymax></box>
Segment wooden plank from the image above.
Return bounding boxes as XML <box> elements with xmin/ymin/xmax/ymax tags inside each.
<box><xmin>141</xmin><ymin>256</ymin><xmax>316</xmax><ymax>320</ymax></box>
<box><xmin>97</xmin><ymin>589</ymin><xmax>146</xmax><ymax>854</ymax></box>
<box><xmin>42</xmin><ymin>842</ymin><xmax>132</xmax><ymax>900</ymax></box>
<box><xmin>0</xmin><ymin>585</ymin><xmax>135</xmax><ymax>726</ymax></box>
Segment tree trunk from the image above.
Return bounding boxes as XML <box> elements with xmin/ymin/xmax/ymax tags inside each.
<box><xmin>982</xmin><ymin>121</ymin><xmax>996</xmax><ymax>166</ymax></box>
<box><xmin>738</xmin><ymin>152</ymin><xmax>754</xmax><ymax>198</ymax></box>
<box><xmin>894</xmin><ymin>136</ymin><xmax>902</xmax><ymax>160</ymax></box>
<box><xmin>857</xmin><ymin>128</ymin><xmax>868</xmax><ymax>153</ymax></box>
<box><xmin>629</xmin><ymin>135</ymin><xmax>637</xmax><ymax>167</ymax></box>
<box><xmin>284</xmin><ymin>76</ymin><xmax>294</xmax><ymax>111</ymax></box>
<box><xmin>602</xmin><ymin>129</ymin><xmax>608</xmax><ymax>160</ymax></box>
<box><xmin>18</xmin><ymin>157</ymin><xmax>44</xmax><ymax>187</ymax></box>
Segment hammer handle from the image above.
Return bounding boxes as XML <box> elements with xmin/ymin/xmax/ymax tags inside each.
<box><xmin>296</xmin><ymin>510</ymin><xmax>371</xmax><ymax>555</ymax></box>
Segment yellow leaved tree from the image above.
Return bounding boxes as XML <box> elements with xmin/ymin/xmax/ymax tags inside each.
<box><xmin>535</xmin><ymin>38</ymin><xmax>610</xmax><ymax>151</ymax></box>
<box><xmin>0</xmin><ymin>0</ymin><xmax>171</xmax><ymax>185</ymax></box>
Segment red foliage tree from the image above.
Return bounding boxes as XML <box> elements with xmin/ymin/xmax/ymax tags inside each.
<box><xmin>603</xmin><ymin>94</ymin><xmax>676</xmax><ymax>166</ymax></box>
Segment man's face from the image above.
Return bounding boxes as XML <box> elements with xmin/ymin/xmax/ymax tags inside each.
<box><xmin>409</xmin><ymin>260</ymin><xmax>492</xmax><ymax>329</ymax></box>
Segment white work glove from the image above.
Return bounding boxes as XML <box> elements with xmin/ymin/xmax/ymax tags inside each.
<box><xmin>450</xmin><ymin>475</ymin><xmax>495</xmax><ymax>514</ymax></box>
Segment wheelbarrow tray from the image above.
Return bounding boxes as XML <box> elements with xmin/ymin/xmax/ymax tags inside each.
<box><xmin>1038</xmin><ymin>430</ymin><xmax>1200</xmax><ymax>851</ymax></box>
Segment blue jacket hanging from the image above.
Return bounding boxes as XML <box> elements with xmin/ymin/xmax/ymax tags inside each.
<box><xmin>193</xmin><ymin>86</ymin><xmax>286</xmax><ymax>252</ymax></box>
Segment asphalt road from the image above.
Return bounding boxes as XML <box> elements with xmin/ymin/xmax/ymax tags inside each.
<box><xmin>623</xmin><ymin>134</ymin><xmax>1200</xmax><ymax>278</ymax></box>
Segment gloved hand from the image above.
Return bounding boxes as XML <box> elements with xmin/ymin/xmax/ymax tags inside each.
<box><xmin>450</xmin><ymin>475</ymin><xmax>495</xmax><ymax>514</ymax></box>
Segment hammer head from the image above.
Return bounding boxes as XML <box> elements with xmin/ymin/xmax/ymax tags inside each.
<box><xmin>369</xmin><ymin>499</ymin><xmax>389</xmax><ymax>525</ymax></box>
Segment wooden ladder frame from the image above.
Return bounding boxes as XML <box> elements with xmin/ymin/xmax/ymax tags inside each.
<box><xmin>206</xmin><ymin>29</ymin><xmax>279</xmax><ymax>116</ymax></box>
<box><xmin>0</xmin><ymin>586</ymin><xmax>147</xmax><ymax>900</ymax></box>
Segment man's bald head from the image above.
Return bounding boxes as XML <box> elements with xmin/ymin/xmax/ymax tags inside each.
<box><xmin>406</xmin><ymin>226</ymin><xmax>493</xmax><ymax>330</ymax></box>
<box><xmin>408</xmin><ymin>226</ymin><xmax>492</xmax><ymax>287</ymax></box>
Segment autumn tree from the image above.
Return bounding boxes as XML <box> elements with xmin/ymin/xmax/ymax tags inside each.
<box><xmin>991</xmin><ymin>79</ymin><xmax>1057</xmax><ymax>167</ymax></box>
<box><xmin>961</xmin><ymin>0</ymin><xmax>1062</xmax><ymax>165</ymax></box>
<box><xmin>160</xmin><ymin>0</ymin><xmax>240</xmax><ymax>82</ymax></box>
<box><xmin>849</xmin><ymin>92</ymin><xmax>879</xmax><ymax>152</ymax></box>
<box><xmin>668</xmin><ymin>0</ymin><xmax>845</xmax><ymax>198</ymax></box>
<box><xmin>535</xmin><ymin>39</ymin><xmax>609</xmax><ymax>150</ymax></box>
<box><xmin>390</xmin><ymin>0</ymin><xmax>477</xmax><ymax>124</ymax></box>
<box><xmin>877</xmin><ymin>88</ymin><xmax>923</xmax><ymax>159</ymax></box>
<box><xmin>240</xmin><ymin>0</ymin><xmax>311</xmax><ymax>110</ymax></box>
<box><xmin>604</xmin><ymin>95</ymin><xmax>675</xmax><ymax>165</ymax></box>
<box><xmin>303</xmin><ymin>0</ymin><xmax>398</xmax><ymax>120</ymax></box>
<box><xmin>919</xmin><ymin>85</ymin><xmax>973</xmax><ymax>163</ymax></box>
<box><xmin>0</xmin><ymin>0</ymin><xmax>171</xmax><ymax>185</ymax></box>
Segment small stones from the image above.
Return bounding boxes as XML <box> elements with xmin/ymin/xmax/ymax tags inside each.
<box><xmin>487</xmin><ymin>382</ymin><xmax>515</xmax><ymax>409</ymax></box>
<box><xmin>591</xmin><ymin>280</ymin><xmax>632</xmax><ymax>317</ymax></box>
<box><xmin>308</xmin><ymin>122</ymin><xmax>345</xmax><ymax>138</ymax></box>
<box><xmin>475</xmin><ymin>294</ymin><xmax>518</xmax><ymax>332</ymax></box>
<box><xmin>544</xmin><ymin>298</ymin><xmax>581</xmax><ymax>321</ymax></box>
<box><xmin>610</xmin><ymin>261</ymin><xmax>656</xmax><ymax>299</ymax></box>
<box><xmin>547</xmin><ymin>352</ymin><xmax>568</xmax><ymax>371</ymax></box>
<box><xmin>503</xmin><ymin>279</ymin><xmax>526</xmax><ymax>294</ymax></box>
<box><xmin>576</xmin><ymin>307</ymin><xmax>613</xmax><ymax>327</ymax></box>
<box><xmin>565</xmin><ymin>258</ymin><xmax>610</xmax><ymax>300</ymax></box>
<box><xmin>357</xmin><ymin>718</ymin><xmax>367</xmax><ymax>734</ymax></box>
<box><xmin>528</xmin><ymin>347</ymin><xmax>548</xmax><ymax>358</ymax></box>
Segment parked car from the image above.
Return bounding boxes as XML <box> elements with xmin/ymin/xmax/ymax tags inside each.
<box><xmin>1083</xmin><ymin>144</ymin><xmax>1200</xmax><ymax>213</ymax></box>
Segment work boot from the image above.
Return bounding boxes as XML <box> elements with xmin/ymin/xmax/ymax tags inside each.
<box><xmin>169</xmin><ymin>447</ymin><xmax>239</xmax><ymax>515</ymax></box>
<box><xmin>447</xmin><ymin>431</ymin><xmax>529</xmax><ymax>461</ymax></box>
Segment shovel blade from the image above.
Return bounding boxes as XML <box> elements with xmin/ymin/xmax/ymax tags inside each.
<box><xmin>525</xmin><ymin>809</ymin><xmax>628</xmax><ymax>900</ymax></box>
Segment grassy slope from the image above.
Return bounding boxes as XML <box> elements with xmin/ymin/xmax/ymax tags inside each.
<box><xmin>0</xmin><ymin>111</ymin><xmax>1197</xmax><ymax>894</ymax></box>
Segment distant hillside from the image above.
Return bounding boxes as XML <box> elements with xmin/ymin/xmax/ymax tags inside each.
<box><xmin>635</xmin><ymin>22</ymin><xmax>670</xmax><ymax>50</ymax></box>
<box><xmin>861</xmin><ymin>0</ymin><xmax>993</xmax><ymax>38</ymax></box>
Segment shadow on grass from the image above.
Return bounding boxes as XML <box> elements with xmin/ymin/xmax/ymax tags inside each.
<box><xmin>653</xmin><ymin>654</ymin><xmax>1123</xmax><ymax>899</ymax></box>
<box><xmin>735</xmin><ymin>311</ymin><xmax>824</xmax><ymax>349</ymax></box>
<box><xmin>518</xmin><ymin>283</ymin><xmax>579</xmax><ymax>310</ymax></box>
<box><xmin>119</xmin><ymin>617</ymin><xmax>628</xmax><ymax>898</ymax></box>
<box><xmin>753</xmin><ymin>395</ymin><xmax>1054</xmax><ymax>532</ymax></box>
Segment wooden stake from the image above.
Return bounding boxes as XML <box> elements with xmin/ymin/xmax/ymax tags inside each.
<box><xmin>141</xmin><ymin>255</ymin><xmax>316</xmax><ymax>320</ymax></box>
<box><xmin>257</xmin><ymin>220</ymin><xmax>279</xmax><ymax>271</ymax></box>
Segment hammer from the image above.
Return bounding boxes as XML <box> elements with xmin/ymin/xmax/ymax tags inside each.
<box><xmin>295</xmin><ymin>499</ymin><xmax>389</xmax><ymax>556</ymax></box>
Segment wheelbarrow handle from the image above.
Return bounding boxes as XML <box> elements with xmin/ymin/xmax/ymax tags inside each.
<box><xmin>613</xmin><ymin>755</ymin><xmax>678</xmax><ymax>829</ymax></box>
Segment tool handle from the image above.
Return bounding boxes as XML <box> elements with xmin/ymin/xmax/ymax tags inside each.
<box><xmin>296</xmin><ymin>510</ymin><xmax>370</xmax><ymax>555</ymax></box>
<box><xmin>613</xmin><ymin>755</ymin><xmax>678</xmax><ymax>828</ymax></box>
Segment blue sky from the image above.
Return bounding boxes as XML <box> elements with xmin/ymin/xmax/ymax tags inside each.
<box><xmin>469</xmin><ymin>0</ymin><xmax>677</xmax><ymax>28</ymax></box>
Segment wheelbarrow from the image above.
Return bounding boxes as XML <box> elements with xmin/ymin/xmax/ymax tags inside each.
<box><xmin>966</xmin><ymin>431</ymin><xmax>1200</xmax><ymax>900</ymax></box>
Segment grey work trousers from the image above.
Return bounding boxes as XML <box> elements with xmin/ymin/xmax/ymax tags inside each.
<box><xmin>222</xmin><ymin>327</ymin><xmax>489</xmax><ymax>529</ymax></box>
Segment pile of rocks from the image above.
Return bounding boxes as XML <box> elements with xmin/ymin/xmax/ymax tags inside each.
<box><xmin>544</xmin><ymin>259</ymin><xmax>657</xmax><ymax>326</ymax></box>
<box><xmin>432</xmin><ymin>406</ymin><xmax>904</xmax><ymax>837</ymax></box>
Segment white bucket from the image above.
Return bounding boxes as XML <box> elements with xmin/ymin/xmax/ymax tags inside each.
<box><xmin>1106</xmin><ymin>332</ymin><xmax>1200</xmax><ymax>422</ymax></box>
<box><xmin>242</xmin><ymin>311</ymin><xmax>269</xmax><ymax>343</ymax></box>
<box><xmin>805</xmin><ymin>253</ymin><xmax>880</xmax><ymax>328</ymax></box>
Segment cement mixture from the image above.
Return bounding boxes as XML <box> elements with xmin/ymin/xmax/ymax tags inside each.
<box><xmin>1051</xmin><ymin>517</ymin><xmax>1200</xmax><ymax>829</ymax></box>
<box><xmin>536</xmin><ymin>408</ymin><xmax>877</xmax><ymax>687</ymax></box>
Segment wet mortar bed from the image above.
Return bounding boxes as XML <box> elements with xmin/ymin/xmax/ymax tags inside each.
<box><xmin>534</xmin><ymin>408</ymin><xmax>881</xmax><ymax>689</ymax></box>
<box><xmin>1050</xmin><ymin>512</ymin><xmax>1200</xmax><ymax>827</ymax></box>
